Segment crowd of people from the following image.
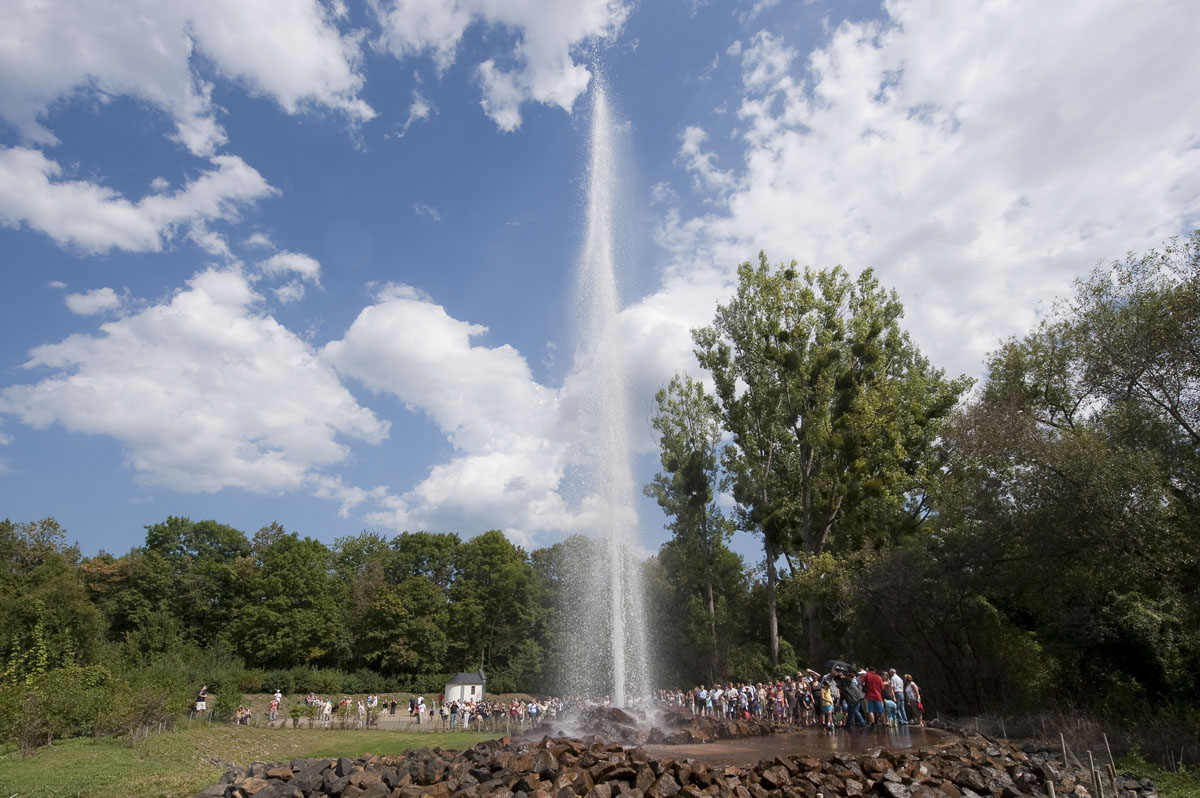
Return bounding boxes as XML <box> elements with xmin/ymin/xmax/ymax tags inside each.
<box><xmin>276</xmin><ymin>691</ymin><xmax>568</xmax><ymax>731</ymax></box>
<box><xmin>295</xmin><ymin>692</ymin><xmax>387</xmax><ymax>727</ymax></box>
<box><xmin>656</xmin><ymin>664</ymin><xmax>925</xmax><ymax>731</ymax></box>
<box><xmin>209</xmin><ymin>661</ymin><xmax>924</xmax><ymax>734</ymax></box>
<box><xmin>430</xmin><ymin>697</ymin><xmax>566</xmax><ymax>731</ymax></box>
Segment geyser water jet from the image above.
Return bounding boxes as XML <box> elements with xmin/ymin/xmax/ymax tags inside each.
<box><xmin>569</xmin><ymin>75</ymin><xmax>652</xmax><ymax>708</ymax></box>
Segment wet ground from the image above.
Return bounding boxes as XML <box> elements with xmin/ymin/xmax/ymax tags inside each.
<box><xmin>643</xmin><ymin>726</ymin><xmax>958</xmax><ymax>767</ymax></box>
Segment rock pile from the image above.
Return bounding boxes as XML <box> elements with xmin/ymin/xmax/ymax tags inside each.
<box><xmin>197</xmin><ymin>733</ymin><xmax>1160</xmax><ymax>798</ymax></box>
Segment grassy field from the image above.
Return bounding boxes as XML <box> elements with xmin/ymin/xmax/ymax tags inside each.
<box><xmin>0</xmin><ymin>724</ymin><xmax>498</xmax><ymax>798</ymax></box>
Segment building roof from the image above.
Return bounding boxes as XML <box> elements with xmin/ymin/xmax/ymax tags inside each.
<box><xmin>445</xmin><ymin>669</ymin><xmax>486</xmax><ymax>686</ymax></box>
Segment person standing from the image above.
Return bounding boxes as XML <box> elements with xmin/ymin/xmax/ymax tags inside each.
<box><xmin>819</xmin><ymin>680</ymin><xmax>835</xmax><ymax>730</ymax></box>
<box><xmin>889</xmin><ymin>669</ymin><xmax>908</xmax><ymax>725</ymax></box>
<box><xmin>863</xmin><ymin>667</ymin><xmax>885</xmax><ymax>727</ymax></box>
<box><xmin>839</xmin><ymin>673</ymin><xmax>867</xmax><ymax>727</ymax></box>
<box><xmin>904</xmin><ymin>674</ymin><xmax>924</xmax><ymax>726</ymax></box>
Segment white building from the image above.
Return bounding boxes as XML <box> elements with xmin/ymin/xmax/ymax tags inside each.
<box><xmin>443</xmin><ymin>669</ymin><xmax>486</xmax><ymax>703</ymax></box>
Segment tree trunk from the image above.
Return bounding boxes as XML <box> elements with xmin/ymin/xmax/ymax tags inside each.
<box><xmin>702</xmin><ymin>513</ymin><xmax>719</xmax><ymax>679</ymax></box>
<box><xmin>806</xmin><ymin>602</ymin><xmax>822</xmax><ymax>666</ymax></box>
<box><xmin>766</xmin><ymin>536</ymin><xmax>779</xmax><ymax>667</ymax></box>
<box><xmin>706</xmin><ymin>573</ymin><xmax>718</xmax><ymax>681</ymax></box>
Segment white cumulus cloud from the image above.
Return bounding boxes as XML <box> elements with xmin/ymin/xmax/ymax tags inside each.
<box><xmin>0</xmin><ymin>0</ymin><xmax>373</xmax><ymax>157</ymax></box>
<box><xmin>369</xmin><ymin>0</ymin><xmax>630</xmax><ymax>131</ymax></box>
<box><xmin>648</xmin><ymin>0</ymin><xmax>1200</xmax><ymax>380</ymax></box>
<box><xmin>0</xmin><ymin>148</ymin><xmax>275</xmax><ymax>254</ymax></box>
<box><xmin>324</xmin><ymin>283</ymin><xmax>592</xmax><ymax>541</ymax></box>
<box><xmin>65</xmin><ymin>287</ymin><xmax>123</xmax><ymax>316</ymax></box>
<box><xmin>258</xmin><ymin>251</ymin><xmax>323</xmax><ymax>283</ymax></box>
<box><xmin>0</xmin><ymin>268</ymin><xmax>388</xmax><ymax>493</ymax></box>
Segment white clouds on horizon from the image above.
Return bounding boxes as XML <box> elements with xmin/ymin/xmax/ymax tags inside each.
<box><xmin>0</xmin><ymin>274</ymin><xmax>649</xmax><ymax>544</ymax></box>
<box><xmin>323</xmin><ymin>283</ymin><xmax>581</xmax><ymax>542</ymax></box>
<box><xmin>0</xmin><ymin>268</ymin><xmax>388</xmax><ymax>493</ymax></box>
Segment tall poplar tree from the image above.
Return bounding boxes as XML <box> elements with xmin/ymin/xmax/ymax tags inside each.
<box><xmin>694</xmin><ymin>254</ymin><xmax>967</xmax><ymax>664</ymax></box>
<box><xmin>645</xmin><ymin>374</ymin><xmax>732</xmax><ymax>680</ymax></box>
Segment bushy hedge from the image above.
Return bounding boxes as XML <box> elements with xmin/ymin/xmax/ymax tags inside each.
<box><xmin>0</xmin><ymin>655</ymin><xmax>484</xmax><ymax>753</ymax></box>
<box><xmin>0</xmin><ymin>662</ymin><xmax>190</xmax><ymax>753</ymax></box>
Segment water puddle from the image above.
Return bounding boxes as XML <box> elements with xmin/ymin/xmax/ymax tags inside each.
<box><xmin>642</xmin><ymin>726</ymin><xmax>958</xmax><ymax>767</ymax></box>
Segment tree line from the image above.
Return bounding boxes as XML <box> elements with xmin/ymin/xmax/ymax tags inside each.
<box><xmin>647</xmin><ymin>233</ymin><xmax>1198</xmax><ymax>720</ymax></box>
<box><xmin>1</xmin><ymin>234</ymin><xmax>1196</xmax><ymax>750</ymax></box>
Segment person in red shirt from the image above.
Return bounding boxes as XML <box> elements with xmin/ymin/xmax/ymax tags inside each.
<box><xmin>863</xmin><ymin>666</ymin><xmax>886</xmax><ymax>727</ymax></box>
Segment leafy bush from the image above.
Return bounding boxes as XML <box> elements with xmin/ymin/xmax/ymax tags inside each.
<box><xmin>104</xmin><ymin>664</ymin><xmax>190</xmax><ymax>744</ymax></box>
<box><xmin>405</xmin><ymin>672</ymin><xmax>451</xmax><ymax>694</ymax></box>
<box><xmin>773</xmin><ymin>639</ymin><xmax>799</xmax><ymax>679</ymax></box>
<box><xmin>208</xmin><ymin>687</ymin><xmax>242</xmax><ymax>722</ymax></box>
<box><xmin>236</xmin><ymin>668</ymin><xmax>267</xmax><ymax>693</ymax></box>
<box><xmin>339</xmin><ymin>670</ymin><xmax>368</xmax><ymax>694</ymax></box>
<box><xmin>728</xmin><ymin>647</ymin><xmax>772</xmax><ymax>685</ymax></box>
<box><xmin>486</xmin><ymin>671</ymin><xmax>516</xmax><ymax>695</ymax></box>
<box><xmin>0</xmin><ymin>666</ymin><xmax>117</xmax><ymax>753</ymax></box>
<box><xmin>262</xmin><ymin>669</ymin><xmax>295</xmax><ymax>695</ymax></box>
<box><xmin>289</xmin><ymin>666</ymin><xmax>343</xmax><ymax>695</ymax></box>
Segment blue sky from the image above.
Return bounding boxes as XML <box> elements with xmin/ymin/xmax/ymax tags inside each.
<box><xmin>1</xmin><ymin>0</ymin><xmax>1198</xmax><ymax>560</ymax></box>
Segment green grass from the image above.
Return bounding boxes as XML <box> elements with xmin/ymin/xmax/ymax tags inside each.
<box><xmin>1117</xmin><ymin>752</ymin><xmax>1200</xmax><ymax>798</ymax></box>
<box><xmin>0</xmin><ymin>725</ymin><xmax>498</xmax><ymax>798</ymax></box>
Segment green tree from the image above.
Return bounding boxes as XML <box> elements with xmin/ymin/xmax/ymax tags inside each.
<box><xmin>693</xmin><ymin>255</ymin><xmax>968</xmax><ymax>664</ymax></box>
<box><xmin>82</xmin><ymin>549</ymin><xmax>183</xmax><ymax>657</ymax></box>
<box><xmin>530</xmin><ymin>535</ymin><xmax>597</xmax><ymax>693</ymax></box>
<box><xmin>447</xmin><ymin>530</ymin><xmax>538</xmax><ymax>676</ymax></box>
<box><xmin>333</xmin><ymin>531</ymin><xmax>449</xmax><ymax>677</ymax></box>
<box><xmin>226</xmin><ymin>531</ymin><xmax>349</xmax><ymax>668</ymax></box>
<box><xmin>929</xmin><ymin>234</ymin><xmax>1200</xmax><ymax>712</ymax></box>
<box><xmin>0</xmin><ymin>520</ymin><xmax>104</xmax><ymax>681</ymax></box>
<box><xmin>388</xmin><ymin>531</ymin><xmax>460</xmax><ymax>590</ymax></box>
<box><xmin>645</xmin><ymin>374</ymin><xmax>733</xmax><ymax>680</ymax></box>
<box><xmin>143</xmin><ymin>517</ymin><xmax>252</xmax><ymax>647</ymax></box>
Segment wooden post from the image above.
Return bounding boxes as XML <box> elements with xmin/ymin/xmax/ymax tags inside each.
<box><xmin>1001</xmin><ymin>718</ymin><xmax>1007</xmax><ymax>741</ymax></box>
<box><xmin>1089</xmin><ymin>751</ymin><xmax>1103</xmax><ymax>798</ymax></box>
<box><xmin>1047</xmin><ymin>781</ymin><xmax>1056</xmax><ymax>798</ymax></box>
<box><xmin>1061</xmin><ymin>733</ymin><xmax>1070</xmax><ymax>767</ymax></box>
<box><xmin>1103</xmin><ymin>733</ymin><xmax>1118</xmax><ymax>775</ymax></box>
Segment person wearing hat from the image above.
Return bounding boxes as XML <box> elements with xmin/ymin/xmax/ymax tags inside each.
<box><xmin>819</xmin><ymin>679</ymin><xmax>835</xmax><ymax>730</ymax></box>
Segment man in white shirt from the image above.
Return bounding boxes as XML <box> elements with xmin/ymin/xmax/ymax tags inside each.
<box><xmin>889</xmin><ymin>669</ymin><xmax>908</xmax><ymax>724</ymax></box>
